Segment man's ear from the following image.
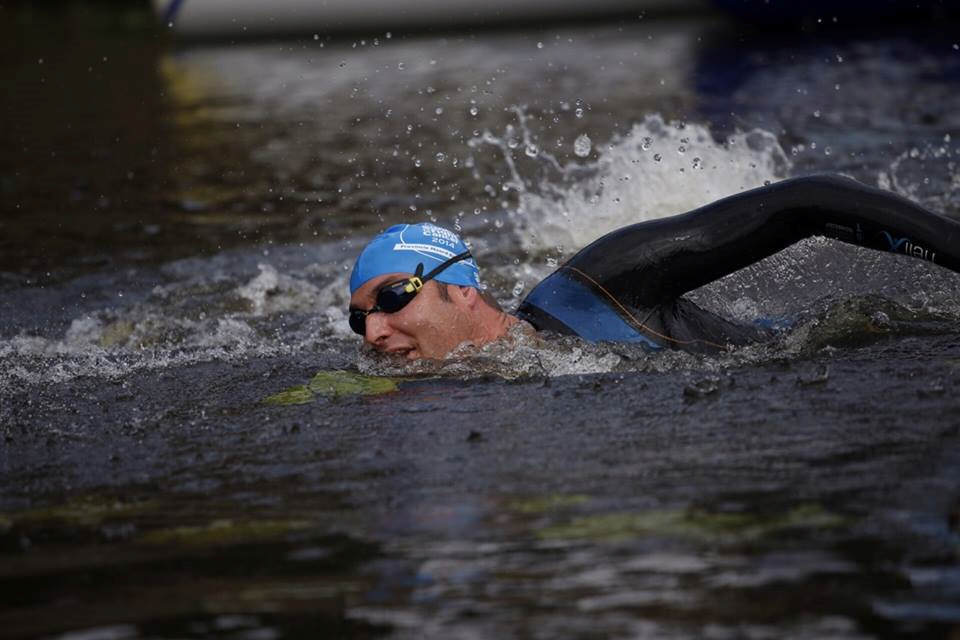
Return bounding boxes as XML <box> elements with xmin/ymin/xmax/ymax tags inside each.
<box><xmin>454</xmin><ymin>285</ymin><xmax>480</xmax><ymax>310</ymax></box>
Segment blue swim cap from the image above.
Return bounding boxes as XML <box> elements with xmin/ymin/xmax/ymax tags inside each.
<box><xmin>349</xmin><ymin>223</ymin><xmax>482</xmax><ymax>294</ymax></box>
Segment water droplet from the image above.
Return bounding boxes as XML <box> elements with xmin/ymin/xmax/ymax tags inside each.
<box><xmin>414</xmin><ymin>158</ymin><xmax>422</xmax><ymax>167</ymax></box>
<box><xmin>435</xmin><ymin>107</ymin><xmax>443</xmax><ymax>115</ymax></box>
<box><xmin>313</xmin><ymin>33</ymin><xmax>319</xmax><ymax>40</ymax></box>
<box><xmin>525</xmin><ymin>144</ymin><xmax>539</xmax><ymax>158</ymax></box>
<box><xmin>692</xmin><ymin>157</ymin><xmax>702</xmax><ymax>169</ymax></box>
<box><xmin>512</xmin><ymin>281</ymin><xmax>525</xmax><ymax>297</ymax></box>
<box><xmin>836</xmin><ymin>54</ymin><xmax>844</xmax><ymax>63</ymax></box>
<box><xmin>641</xmin><ymin>136</ymin><xmax>652</xmax><ymax>151</ymax></box>
<box><xmin>573</xmin><ymin>134</ymin><xmax>592</xmax><ymax>157</ymax></box>
<box><xmin>537</xmin><ymin>42</ymin><xmax>544</xmax><ymax>49</ymax></box>
<box><xmin>435</xmin><ymin>152</ymin><xmax>445</xmax><ymax>162</ymax></box>
<box><xmin>386</xmin><ymin>31</ymin><xmax>392</xmax><ymax>39</ymax></box>
<box><xmin>953</xmin><ymin>43</ymin><xmax>958</xmax><ymax>50</ymax></box>
<box><xmin>397</xmin><ymin>62</ymin><xmax>405</xmax><ymax>70</ymax></box>
<box><xmin>574</xmin><ymin>108</ymin><xmax>584</xmax><ymax>119</ymax></box>
<box><xmin>469</xmin><ymin>106</ymin><xmax>479</xmax><ymax>117</ymax></box>
<box><xmin>167</xmin><ymin>21</ymin><xmax>174</xmax><ymax>28</ymax></box>
<box><xmin>824</xmin><ymin>146</ymin><xmax>832</xmax><ymax>156</ymax></box>
<box><xmin>653</xmin><ymin>153</ymin><xmax>662</xmax><ymax>162</ymax></box>
<box><xmin>813</xmin><ymin>109</ymin><xmax>821</xmax><ymax>118</ymax></box>
<box><xmin>677</xmin><ymin>145</ymin><xmax>686</xmax><ymax>154</ymax></box>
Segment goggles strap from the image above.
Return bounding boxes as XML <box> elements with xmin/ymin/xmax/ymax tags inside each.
<box><xmin>420</xmin><ymin>250</ymin><xmax>473</xmax><ymax>283</ymax></box>
<box><xmin>398</xmin><ymin>250</ymin><xmax>472</xmax><ymax>294</ymax></box>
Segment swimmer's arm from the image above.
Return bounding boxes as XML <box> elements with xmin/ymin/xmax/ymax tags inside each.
<box><xmin>564</xmin><ymin>174</ymin><xmax>960</xmax><ymax>306</ymax></box>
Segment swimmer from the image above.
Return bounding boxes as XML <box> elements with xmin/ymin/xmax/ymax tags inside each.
<box><xmin>348</xmin><ymin>175</ymin><xmax>960</xmax><ymax>359</ymax></box>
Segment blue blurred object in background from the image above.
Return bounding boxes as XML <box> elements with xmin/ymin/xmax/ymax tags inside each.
<box><xmin>711</xmin><ymin>0</ymin><xmax>957</xmax><ymax>26</ymax></box>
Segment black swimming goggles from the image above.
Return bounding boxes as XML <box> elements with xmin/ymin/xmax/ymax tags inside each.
<box><xmin>349</xmin><ymin>250</ymin><xmax>473</xmax><ymax>336</ymax></box>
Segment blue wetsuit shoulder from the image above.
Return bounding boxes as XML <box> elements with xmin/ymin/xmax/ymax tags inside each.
<box><xmin>515</xmin><ymin>270</ymin><xmax>663</xmax><ymax>349</ymax></box>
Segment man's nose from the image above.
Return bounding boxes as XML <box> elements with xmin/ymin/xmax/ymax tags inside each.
<box><xmin>364</xmin><ymin>312</ymin><xmax>392</xmax><ymax>347</ymax></box>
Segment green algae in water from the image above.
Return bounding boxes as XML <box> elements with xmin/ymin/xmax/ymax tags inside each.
<box><xmin>507</xmin><ymin>494</ymin><xmax>591</xmax><ymax>514</ymax></box>
<box><xmin>264</xmin><ymin>371</ymin><xmax>403</xmax><ymax>405</ymax></box>
<box><xmin>138</xmin><ymin>518</ymin><xmax>312</xmax><ymax>546</ymax></box>
<box><xmin>5</xmin><ymin>496</ymin><xmax>155</xmax><ymax>528</ymax></box>
<box><xmin>539</xmin><ymin>504</ymin><xmax>850</xmax><ymax>543</ymax></box>
<box><xmin>265</xmin><ymin>384</ymin><xmax>315</xmax><ymax>406</ymax></box>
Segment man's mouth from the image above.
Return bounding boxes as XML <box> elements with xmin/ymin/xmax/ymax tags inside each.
<box><xmin>387</xmin><ymin>346</ymin><xmax>420</xmax><ymax>360</ymax></box>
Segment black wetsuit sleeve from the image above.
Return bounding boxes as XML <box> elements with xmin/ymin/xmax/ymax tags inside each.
<box><xmin>564</xmin><ymin>174</ymin><xmax>960</xmax><ymax>308</ymax></box>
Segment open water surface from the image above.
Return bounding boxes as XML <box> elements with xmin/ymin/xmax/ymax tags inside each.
<box><xmin>2</xmin><ymin>6</ymin><xmax>960</xmax><ymax>639</ymax></box>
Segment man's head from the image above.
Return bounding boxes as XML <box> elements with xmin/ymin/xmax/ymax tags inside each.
<box><xmin>348</xmin><ymin>223</ymin><xmax>514</xmax><ymax>360</ymax></box>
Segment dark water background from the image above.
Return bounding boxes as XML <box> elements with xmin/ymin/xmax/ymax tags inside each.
<box><xmin>2</xmin><ymin>3</ymin><xmax>960</xmax><ymax>639</ymax></box>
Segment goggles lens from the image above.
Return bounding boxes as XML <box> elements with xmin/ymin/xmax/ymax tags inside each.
<box><xmin>349</xmin><ymin>280</ymin><xmax>415</xmax><ymax>335</ymax></box>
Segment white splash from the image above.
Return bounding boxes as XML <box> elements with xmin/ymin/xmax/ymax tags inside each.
<box><xmin>472</xmin><ymin>112</ymin><xmax>791</xmax><ymax>255</ymax></box>
<box><xmin>236</xmin><ymin>263</ymin><xmax>324</xmax><ymax>316</ymax></box>
<box><xmin>0</xmin><ymin>264</ymin><xmax>355</xmax><ymax>395</ymax></box>
<box><xmin>878</xmin><ymin>139</ymin><xmax>960</xmax><ymax>214</ymax></box>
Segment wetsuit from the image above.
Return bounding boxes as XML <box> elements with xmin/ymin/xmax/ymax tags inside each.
<box><xmin>515</xmin><ymin>175</ymin><xmax>960</xmax><ymax>351</ymax></box>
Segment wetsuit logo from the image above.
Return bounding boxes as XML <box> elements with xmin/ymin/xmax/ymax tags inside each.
<box><xmin>882</xmin><ymin>231</ymin><xmax>936</xmax><ymax>263</ymax></box>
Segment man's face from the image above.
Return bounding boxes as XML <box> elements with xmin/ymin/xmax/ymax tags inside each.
<box><xmin>349</xmin><ymin>272</ymin><xmax>476</xmax><ymax>360</ymax></box>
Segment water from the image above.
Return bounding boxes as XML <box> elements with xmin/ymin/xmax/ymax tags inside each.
<box><xmin>2</xmin><ymin>7</ymin><xmax>960</xmax><ymax>639</ymax></box>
